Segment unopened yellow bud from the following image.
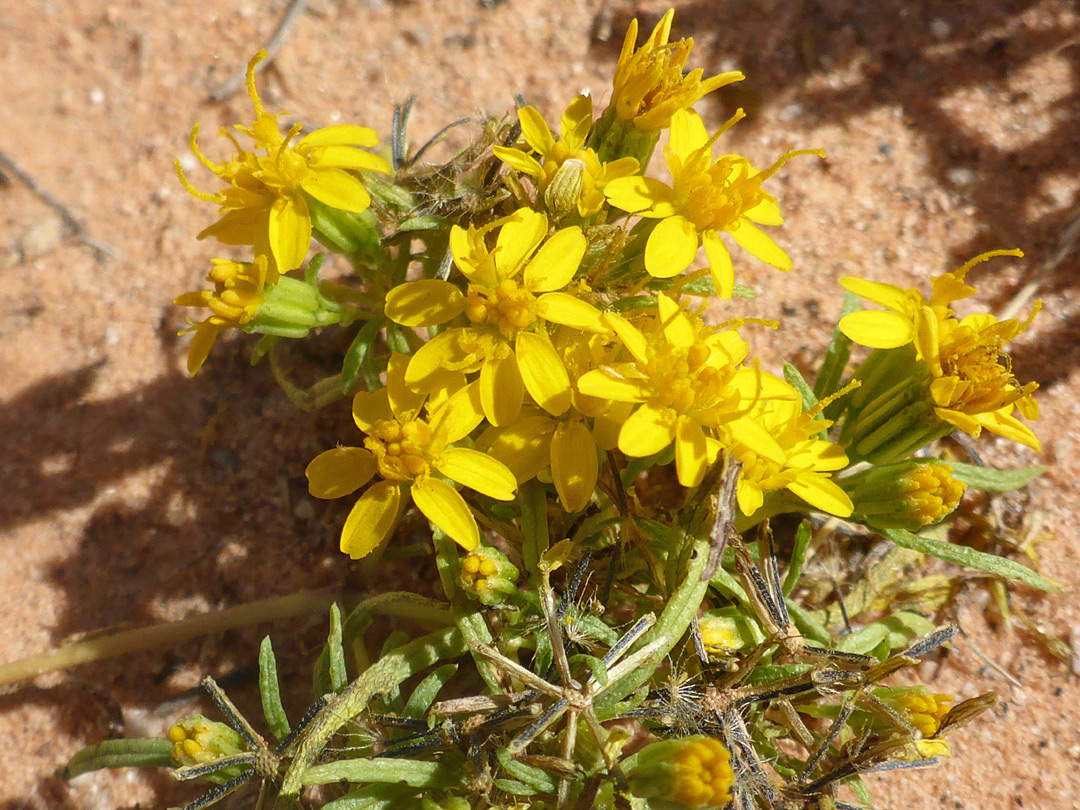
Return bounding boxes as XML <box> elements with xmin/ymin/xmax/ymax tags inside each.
<box><xmin>167</xmin><ymin>715</ymin><xmax>248</xmax><ymax>782</ymax></box>
<box><xmin>843</xmin><ymin>460</ymin><xmax>966</xmax><ymax>530</ymax></box>
<box><xmin>628</xmin><ymin>736</ymin><xmax>734</xmax><ymax>808</ymax></box>
<box><xmin>459</xmin><ymin>545</ymin><xmax>519</xmax><ymax>606</ymax></box>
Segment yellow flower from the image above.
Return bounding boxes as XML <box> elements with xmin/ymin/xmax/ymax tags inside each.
<box><xmin>628</xmin><ymin>736</ymin><xmax>734</xmax><ymax>808</ymax></box>
<box><xmin>839</xmin><ymin>250</ymin><xmax>1040</xmax><ymax>450</ymax></box>
<box><xmin>577</xmin><ymin>293</ymin><xmax>748</xmax><ymax>488</ymax></box>
<box><xmin>843</xmin><ymin>460</ymin><xmax>966</xmax><ymax>531</ymax></box>
<box><xmin>384</xmin><ymin>208</ymin><xmax>609</xmax><ymax>427</ymax></box>
<box><xmin>493</xmin><ymin>95</ymin><xmax>638</xmax><ymax>217</ymax></box>
<box><xmin>721</xmin><ymin>371</ymin><xmax>853</xmax><ymax>521</ymax></box>
<box><xmin>174</xmin><ymin>256</ymin><xmax>268</xmax><ymax>374</ymax></box>
<box><xmin>605</xmin><ymin>109</ymin><xmax>822</xmax><ymax>297</ymax></box>
<box><xmin>305</xmin><ymin>354</ymin><xmax>516</xmax><ymax>557</ymax></box>
<box><xmin>478</xmin><ymin>330</ymin><xmax>629</xmax><ymax>512</ymax></box>
<box><xmin>608</xmin><ymin>9</ymin><xmax>743</xmax><ymax>132</ymax></box>
<box><xmin>176</xmin><ymin>50</ymin><xmax>389</xmax><ymax>276</ymax></box>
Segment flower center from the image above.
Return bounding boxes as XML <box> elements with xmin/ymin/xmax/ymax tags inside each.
<box><xmin>937</xmin><ymin>323</ymin><xmax>1027</xmax><ymax>413</ymax></box>
<box><xmin>677</xmin><ymin>157</ymin><xmax>762</xmax><ymax>233</ymax></box>
<box><xmin>364</xmin><ymin>417</ymin><xmax>437</xmax><ymax>482</ymax></box>
<box><xmin>647</xmin><ymin>340</ymin><xmax>729</xmax><ymax>416</ymax></box>
<box><xmin>465</xmin><ymin>279</ymin><xmax>538</xmax><ymax>340</ymax></box>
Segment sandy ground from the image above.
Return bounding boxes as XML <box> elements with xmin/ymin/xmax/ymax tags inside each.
<box><xmin>1</xmin><ymin>1</ymin><xmax>1078</xmax><ymax>808</ymax></box>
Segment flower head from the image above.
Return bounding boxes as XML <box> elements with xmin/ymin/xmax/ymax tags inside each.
<box><xmin>385</xmin><ymin>208</ymin><xmax>609</xmax><ymax>427</ymax></box>
<box><xmin>609</xmin><ymin>9</ymin><xmax>743</xmax><ymax>132</ymax></box>
<box><xmin>305</xmin><ymin>354</ymin><xmax>516</xmax><ymax>557</ymax></box>
<box><xmin>721</xmin><ymin>371</ymin><xmax>853</xmax><ymax>521</ymax></box>
<box><xmin>493</xmin><ymin>96</ymin><xmax>638</xmax><ymax>217</ymax></box>
<box><xmin>843</xmin><ymin>460</ymin><xmax>966</xmax><ymax>531</ymax></box>
<box><xmin>176</xmin><ymin>50</ymin><xmax>389</xmax><ymax>276</ymax></box>
<box><xmin>605</xmin><ymin>109</ymin><xmax>822</xmax><ymax>297</ymax></box>
<box><xmin>627</xmin><ymin>736</ymin><xmax>734</xmax><ymax>808</ymax></box>
<box><xmin>577</xmin><ymin>293</ymin><xmax>748</xmax><ymax>487</ymax></box>
<box><xmin>174</xmin><ymin>256</ymin><xmax>268</xmax><ymax>374</ymax></box>
<box><xmin>459</xmin><ymin>545</ymin><xmax>519</xmax><ymax>606</ymax></box>
<box><xmin>840</xmin><ymin>250</ymin><xmax>1040</xmax><ymax>450</ymax></box>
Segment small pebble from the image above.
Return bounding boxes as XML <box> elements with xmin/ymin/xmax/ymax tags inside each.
<box><xmin>1070</xmin><ymin>625</ymin><xmax>1080</xmax><ymax>676</ymax></box>
<box><xmin>777</xmin><ymin>102</ymin><xmax>803</xmax><ymax>122</ymax></box>
<box><xmin>945</xmin><ymin>166</ymin><xmax>975</xmax><ymax>187</ymax></box>
<box><xmin>89</xmin><ymin>87</ymin><xmax>106</xmax><ymax>105</ymax></box>
<box><xmin>20</xmin><ymin>216</ymin><xmax>64</xmax><ymax>259</ymax></box>
<box><xmin>929</xmin><ymin>18</ymin><xmax>951</xmax><ymax>40</ymax></box>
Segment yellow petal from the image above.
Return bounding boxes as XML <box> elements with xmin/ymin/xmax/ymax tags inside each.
<box><xmin>645</xmin><ymin>216</ymin><xmax>700</xmax><ymax>278</ymax></box>
<box><xmin>436</xmin><ymin>448</ymin><xmax>517</xmax><ymax>501</ymax></box>
<box><xmin>406</xmin><ymin>329</ymin><xmax>484</xmax><ymax>391</ymax></box>
<box><xmin>385</xmin><ymin>279</ymin><xmax>467</xmax><ymax>327</ymax></box>
<box><xmin>737</xmin><ymin>480</ymin><xmax>765</xmax><ymax>518</ymax></box>
<box><xmin>341</xmin><ymin>480</ymin><xmax>405</xmax><ymax>559</ymax></box>
<box><xmin>434</xmin><ymin>381</ymin><xmax>485</xmax><ymax>443</ymax></box>
<box><xmin>577</xmin><ymin>368</ymin><xmax>650</xmax><ymax>403</ymax></box>
<box><xmin>537</xmin><ymin>292</ymin><xmax>608</xmax><ymax>333</ymax></box>
<box><xmin>744</xmin><ymin>197</ymin><xmax>783</xmax><ymax>226</ymax></box>
<box><xmin>728</xmin><ymin>220</ymin><xmax>791</xmax><ymax>271</ymax></box>
<box><xmin>703</xmin><ymin>230</ymin><xmax>734</xmax><ymax>299</ymax></box>
<box><xmin>308</xmin><ymin>145</ymin><xmax>390</xmax><ymax>174</ymax></box>
<box><xmin>411</xmin><ymin>477</ymin><xmax>479</xmax><ymax>551</ymax></box>
<box><xmin>728</xmin><ymin>416</ymin><xmax>786</xmax><ymax>465</ymax></box>
<box><xmin>299</xmin><ymin>166</ymin><xmax>372</xmax><ymax>214</ymax></box>
<box><xmin>592</xmin><ymin>401</ymin><xmax>633</xmax><ymax>451</ymax></box>
<box><xmin>482</xmin><ymin>415</ymin><xmax>555</xmax><ymax>483</ymax></box>
<box><xmin>518</xmin><ymin>105</ymin><xmax>555</xmax><ymax>156</ymax></box>
<box><xmin>604</xmin><ymin>176</ymin><xmax>679</xmax><ymax>217</ymax></box>
<box><xmin>386</xmin><ymin>352</ymin><xmax>426</xmax><ymax>419</ymax></box>
<box><xmin>300</xmin><ymin>124</ymin><xmax>379</xmax><ymax>148</ymax></box>
<box><xmin>839</xmin><ymin>277</ymin><xmax>910</xmax><ymax>312</ymax></box>
<box><xmin>668</xmin><ymin>109</ymin><xmax>710</xmax><ymax>159</ymax></box>
<box><xmin>657</xmin><ymin>293</ymin><xmax>694</xmax><ymax>348</ymax></box>
<box><xmin>516</xmin><ymin>331</ymin><xmax>572</xmax><ymax>416</ymax></box>
<box><xmin>480</xmin><ymin>352</ymin><xmax>524</xmax><ymax>426</ymax></box>
<box><xmin>561</xmin><ymin>94</ymin><xmax>593</xmax><ymax>152</ymax></box>
<box><xmin>186</xmin><ymin>322</ymin><xmax>223</xmax><ymax>375</ymax></box>
<box><xmin>839</xmin><ymin>311</ymin><xmax>914</xmax><ymax>349</ymax></box>
<box><xmin>973</xmin><ymin>408</ymin><xmax>1041</xmax><ymax>451</ymax></box>
<box><xmin>492</xmin><ymin>145</ymin><xmax>542</xmax><ymax>177</ymax></box>
<box><xmin>523</xmin><ymin>227</ymin><xmax>586</xmax><ymax>292</ymax></box>
<box><xmin>550</xmin><ymin>421</ymin><xmax>597</xmax><ymax>512</ymax></box>
<box><xmin>352</xmin><ymin>388</ymin><xmax>393</xmax><ymax>433</ymax></box>
<box><xmin>788</xmin><ymin>473</ymin><xmax>854</xmax><ymax>517</ymax></box>
<box><xmin>675</xmin><ymin>418</ymin><xmax>708</xmax><ymax>488</ymax></box>
<box><xmin>268</xmin><ymin>193</ymin><xmax>311</xmax><ymax>272</ymax></box>
<box><xmin>595</xmin><ymin>156</ymin><xmax>640</xmax><ymax>184</ymax></box>
<box><xmin>306</xmin><ymin>447</ymin><xmax>376</xmax><ymax>499</ymax></box>
<box><xmin>618</xmin><ymin>403</ymin><xmax>677</xmax><ymax>458</ymax></box>
<box><xmin>495</xmin><ymin>208</ymin><xmax>548</xmax><ymax>279</ymax></box>
<box><xmin>604</xmin><ymin>311</ymin><xmax>649</xmax><ymax>364</ymax></box>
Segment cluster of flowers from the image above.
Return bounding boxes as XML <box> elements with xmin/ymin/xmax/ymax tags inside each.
<box><xmin>168</xmin><ymin>11</ymin><xmax>1040</xmax><ymax>805</ymax></box>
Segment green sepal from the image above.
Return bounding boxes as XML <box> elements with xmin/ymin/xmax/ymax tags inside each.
<box><xmin>946</xmin><ymin>461</ymin><xmax>1046</xmax><ymax>492</ymax></box>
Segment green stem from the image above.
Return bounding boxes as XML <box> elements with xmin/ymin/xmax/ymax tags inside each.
<box><xmin>520</xmin><ymin>479</ymin><xmax>550</xmax><ymax>581</ymax></box>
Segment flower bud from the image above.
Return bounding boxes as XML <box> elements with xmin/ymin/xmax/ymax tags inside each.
<box><xmin>167</xmin><ymin>715</ymin><xmax>247</xmax><ymax>781</ymax></box>
<box><xmin>837</xmin><ymin>347</ymin><xmax>952</xmax><ymax>464</ymax></box>
<box><xmin>543</xmin><ymin>158</ymin><xmax>586</xmax><ymax>218</ymax></box>
<box><xmin>627</xmin><ymin>736</ymin><xmax>734</xmax><ymax>808</ymax></box>
<box><xmin>842</xmin><ymin>460</ymin><xmax>966</xmax><ymax>530</ymax></box>
<box><xmin>459</xmin><ymin>545</ymin><xmax>519</xmax><ymax>606</ymax></box>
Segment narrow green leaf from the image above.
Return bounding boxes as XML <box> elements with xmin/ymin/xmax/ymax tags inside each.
<box><xmin>783</xmin><ymin>362</ymin><xmax>818</xmax><ymax>413</ymax></box>
<box><xmin>341</xmin><ymin>318</ymin><xmax>383</xmax><ymax>393</ymax></box>
<box><xmin>328</xmin><ymin>603</ymin><xmax>348</xmax><ymax>693</ymax></box>
<box><xmin>578</xmin><ymin>654</ymin><xmax>609</xmax><ymax>688</ymax></box>
<box><xmin>397</xmin><ymin>215</ymin><xmax>450</xmax><ymax>232</ymax></box>
<box><xmin>403</xmin><ymin>664</ymin><xmax>458</xmax><ymax>719</ymax></box>
<box><xmin>845</xmin><ymin>774</ymin><xmax>874</xmax><ymax>806</ymax></box>
<box><xmin>301</xmin><ymin>757</ymin><xmax>453</xmax><ymax>787</ymax></box>
<box><xmin>322</xmin><ymin>783</ymin><xmax>413</xmax><ymax>810</ymax></box>
<box><xmin>882</xmin><ymin>528</ymin><xmax>1056</xmax><ymax>592</ymax></box>
<box><xmin>946</xmin><ymin>461</ymin><xmax>1046</xmax><ymax>493</ymax></box>
<box><xmin>786</xmin><ymin>598</ymin><xmax>832</xmax><ymax>645</ymax></box>
<box><xmin>494</xmin><ymin>778</ymin><xmax>536</xmax><ymax>795</ymax></box>
<box><xmin>258</xmin><ymin>636</ymin><xmax>290</xmax><ymax>743</ymax></box>
<box><xmin>496</xmin><ymin>747</ymin><xmax>558</xmax><ymax>793</ymax></box>
<box><xmin>815</xmin><ymin>290</ymin><xmax>859</xmax><ymax>421</ymax></box>
<box><xmin>65</xmin><ymin>738</ymin><xmax>173</xmax><ymax>778</ymax></box>
<box><xmin>250</xmin><ymin>334</ymin><xmax>280</xmax><ymax>366</ymax></box>
<box><xmin>741</xmin><ymin>663</ymin><xmax>814</xmax><ymax>687</ymax></box>
<box><xmin>782</xmin><ymin>520</ymin><xmax>812</xmax><ymax>596</ymax></box>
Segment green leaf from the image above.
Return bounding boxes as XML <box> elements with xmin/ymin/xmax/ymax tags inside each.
<box><xmin>259</xmin><ymin>636</ymin><xmax>290</xmax><ymax>743</ymax></box>
<box><xmin>328</xmin><ymin>603</ymin><xmax>349</xmax><ymax>692</ymax></box>
<box><xmin>783</xmin><ymin>362</ymin><xmax>818</xmax><ymax>413</ymax></box>
<box><xmin>786</xmin><ymin>598</ymin><xmax>832</xmax><ymax>645</ymax></box>
<box><xmin>815</xmin><ymin>290</ymin><xmax>859</xmax><ymax>421</ymax></box>
<box><xmin>844</xmin><ymin>774</ymin><xmax>874</xmax><ymax>806</ymax></box>
<box><xmin>578</xmin><ymin>654</ymin><xmax>609</xmax><ymax>687</ymax></box>
<box><xmin>882</xmin><ymin>528</ymin><xmax>1057</xmax><ymax>592</ymax></box>
<box><xmin>880</xmin><ymin>611</ymin><xmax>937</xmax><ymax>650</ymax></box>
<box><xmin>65</xmin><ymin>738</ymin><xmax>173</xmax><ymax>778</ymax></box>
<box><xmin>741</xmin><ymin>663</ymin><xmax>813</xmax><ymax>687</ymax></box>
<box><xmin>250</xmin><ymin>334</ymin><xmax>281</xmax><ymax>365</ymax></box>
<box><xmin>403</xmin><ymin>664</ymin><xmax>458</xmax><ymax>719</ymax></box>
<box><xmin>342</xmin><ymin>318</ymin><xmax>384</xmax><ymax>393</ymax></box>
<box><xmin>496</xmin><ymin>747</ymin><xmax>558</xmax><ymax>793</ymax></box>
<box><xmin>782</xmin><ymin>520</ymin><xmax>812</xmax><ymax>596</ymax></box>
<box><xmin>301</xmin><ymin>757</ymin><xmax>454</xmax><ymax>787</ymax></box>
<box><xmin>837</xmin><ymin>622</ymin><xmax>888</xmax><ymax>655</ymax></box>
<box><xmin>946</xmin><ymin>461</ymin><xmax>1046</xmax><ymax>493</ymax></box>
<box><xmin>397</xmin><ymin>215</ymin><xmax>451</xmax><ymax>232</ymax></box>
<box><xmin>322</xmin><ymin>783</ymin><xmax>415</xmax><ymax>810</ymax></box>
